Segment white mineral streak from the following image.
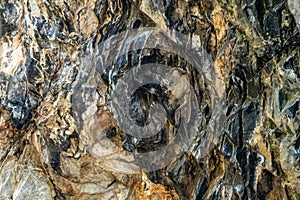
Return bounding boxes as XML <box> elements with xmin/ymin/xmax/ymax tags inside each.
<box><xmin>0</xmin><ymin>37</ymin><xmax>23</xmax><ymax>75</ymax></box>
<box><xmin>0</xmin><ymin>160</ymin><xmax>16</xmax><ymax>198</ymax></box>
<box><xmin>0</xmin><ymin>157</ymin><xmax>52</xmax><ymax>200</ymax></box>
<box><xmin>13</xmin><ymin>173</ymin><xmax>52</xmax><ymax>200</ymax></box>
<box><xmin>288</xmin><ymin>0</ymin><xmax>300</xmax><ymax>31</ymax></box>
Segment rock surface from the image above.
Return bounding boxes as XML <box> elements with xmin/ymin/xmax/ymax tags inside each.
<box><xmin>0</xmin><ymin>0</ymin><xmax>300</xmax><ymax>199</ymax></box>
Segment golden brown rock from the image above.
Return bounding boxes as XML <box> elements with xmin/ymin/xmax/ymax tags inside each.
<box><xmin>0</xmin><ymin>0</ymin><xmax>300</xmax><ymax>199</ymax></box>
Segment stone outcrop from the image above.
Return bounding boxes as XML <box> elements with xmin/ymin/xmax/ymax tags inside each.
<box><xmin>0</xmin><ymin>0</ymin><xmax>299</xmax><ymax>199</ymax></box>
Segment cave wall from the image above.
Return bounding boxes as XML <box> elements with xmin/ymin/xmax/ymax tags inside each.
<box><xmin>0</xmin><ymin>0</ymin><xmax>300</xmax><ymax>199</ymax></box>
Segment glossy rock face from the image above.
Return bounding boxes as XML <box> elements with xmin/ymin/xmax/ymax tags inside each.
<box><xmin>0</xmin><ymin>0</ymin><xmax>300</xmax><ymax>200</ymax></box>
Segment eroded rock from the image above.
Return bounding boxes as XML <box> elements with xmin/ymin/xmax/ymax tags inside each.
<box><xmin>0</xmin><ymin>0</ymin><xmax>300</xmax><ymax>199</ymax></box>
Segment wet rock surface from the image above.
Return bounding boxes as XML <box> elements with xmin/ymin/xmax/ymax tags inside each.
<box><xmin>0</xmin><ymin>0</ymin><xmax>299</xmax><ymax>199</ymax></box>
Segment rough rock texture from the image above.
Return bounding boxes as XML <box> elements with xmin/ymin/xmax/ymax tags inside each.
<box><xmin>0</xmin><ymin>0</ymin><xmax>300</xmax><ymax>199</ymax></box>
